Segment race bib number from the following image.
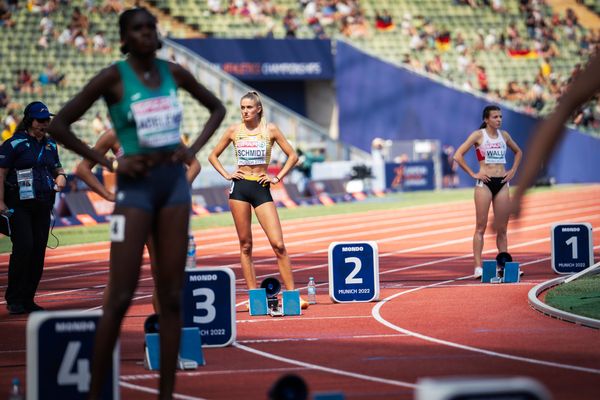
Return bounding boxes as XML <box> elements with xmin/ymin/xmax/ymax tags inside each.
<box><xmin>236</xmin><ymin>139</ymin><xmax>267</xmax><ymax>165</ymax></box>
<box><xmin>131</xmin><ymin>96</ymin><xmax>182</xmax><ymax>148</ymax></box>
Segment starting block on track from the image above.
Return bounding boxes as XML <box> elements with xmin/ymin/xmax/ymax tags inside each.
<box><xmin>503</xmin><ymin>262</ymin><xmax>520</xmax><ymax>283</ymax></box>
<box><xmin>248</xmin><ymin>288</ymin><xmax>268</xmax><ymax>316</ymax></box>
<box><xmin>144</xmin><ymin>326</ymin><xmax>205</xmax><ymax>370</ymax></box>
<box><xmin>282</xmin><ymin>290</ymin><xmax>301</xmax><ymax>316</ymax></box>
<box><xmin>248</xmin><ymin>285</ymin><xmax>302</xmax><ymax>317</ymax></box>
<box><xmin>27</xmin><ymin>310</ymin><xmax>119</xmax><ymax>400</ymax></box>
<box><xmin>482</xmin><ymin>252</ymin><xmax>520</xmax><ymax>283</ymax></box>
<box><xmin>481</xmin><ymin>260</ymin><xmax>497</xmax><ymax>283</ymax></box>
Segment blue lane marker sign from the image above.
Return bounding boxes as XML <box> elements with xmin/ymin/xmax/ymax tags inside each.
<box><xmin>328</xmin><ymin>241</ymin><xmax>379</xmax><ymax>303</ymax></box>
<box><xmin>27</xmin><ymin>310</ymin><xmax>119</xmax><ymax>400</ymax></box>
<box><xmin>183</xmin><ymin>267</ymin><xmax>236</xmax><ymax>347</ymax></box>
<box><xmin>551</xmin><ymin>223</ymin><xmax>594</xmax><ymax>274</ymax></box>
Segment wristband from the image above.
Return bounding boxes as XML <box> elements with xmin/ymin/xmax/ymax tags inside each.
<box><xmin>273</xmin><ymin>176</ymin><xmax>280</xmax><ymax>183</ymax></box>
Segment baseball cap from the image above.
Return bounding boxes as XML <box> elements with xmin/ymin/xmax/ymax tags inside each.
<box><xmin>24</xmin><ymin>101</ymin><xmax>54</xmax><ymax>119</ymax></box>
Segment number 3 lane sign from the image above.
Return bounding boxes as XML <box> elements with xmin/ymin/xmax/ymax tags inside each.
<box><xmin>551</xmin><ymin>223</ymin><xmax>594</xmax><ymax>274</ymax></box>
<box><xmin>328</xmin><ymin>241</ymin><xmax>379</xmax><ymax>303</ymax></box>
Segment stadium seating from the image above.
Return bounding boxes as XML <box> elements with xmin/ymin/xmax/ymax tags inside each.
<box><xmin>1</xmin><ymin>0</ymin><xmax>598</xmax><ymax>170</ymax></box>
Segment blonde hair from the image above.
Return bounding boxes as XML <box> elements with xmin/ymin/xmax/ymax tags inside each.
<box><xmin>240</xmin><ymin>91</ymin><xmax>263</xmax><ymax>120</ymax></box>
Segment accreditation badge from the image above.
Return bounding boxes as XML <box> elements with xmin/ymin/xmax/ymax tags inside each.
<box><xmin>17</xmin><ymin>168</ymin><xmax>35</xmax><ymax>200</ymax></box>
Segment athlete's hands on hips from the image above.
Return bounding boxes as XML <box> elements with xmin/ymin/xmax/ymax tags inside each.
<box><xmin>502</xmin><ymin>169</ymin><xmax>516</xmax><ymax>183</ymax></box>
<box><xmin>228</xmin><ymin>169</ymin><xmax>246</xmax><ymax>181</ymax></box>
<box><xmin>118</xmin><ymin>156</ymin><xmax>149</xmax><ymax>178</ymax></box>
<box><xmin>473</xmin><ymin>172</ymin><xmax>490</xmax><ymax>182</ymax></box>
<box><xmin>257</xmin><ymin>173</ymin><xmax>272</xmax><ymax>185</ymax></box>
<box><xmin>172</xmin><ymin>144</ymin><xmax>194</xmax><ymax>164</ymax></box>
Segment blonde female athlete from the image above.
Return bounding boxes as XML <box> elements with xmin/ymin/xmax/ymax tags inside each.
<box><xmin>454</xmin><ymin>105</ymin><xmax>522</xmax><ymax>278</ymax></box>
<box><xmin>208</xmin><ymin>91</ymin><xmax>308</xmax><ymax>309</ymax></box>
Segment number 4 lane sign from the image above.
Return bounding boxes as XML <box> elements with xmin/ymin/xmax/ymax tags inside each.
<box><xmin>328</xmin><ymin>241</ymin><xmax>379</xmax><ymax>303</ymax></box>
<box><xmin>27</xmin><ymin>310</ymin><xmax>119</xmax><ymax>400</ymax></box>
<box><xmin>551</xmin><ymin>223</ymin><xmax>594</xmax><ymax>274</ymax></box>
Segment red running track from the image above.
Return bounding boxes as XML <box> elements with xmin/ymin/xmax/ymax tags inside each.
<box><xmin>1</xmin><ymin>185</ymin><xmax>599</xmax><ymax>399</ymax></box>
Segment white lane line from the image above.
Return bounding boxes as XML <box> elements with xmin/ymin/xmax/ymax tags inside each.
<box><xmin>237</xmin><ymin>315</ymin><xmax>371</xmax><ymax>323</ymax></box>
<box><xmin>119</xmin><ymin>381</ymin><xmax>206</xmax><ymax>400</ymax></box>
<box><xmin>371</xmin><ymin>279</ymin><xmax>600</xmax><ymax>375</ymax></box>
<box><xmin>122</xmin><ymin>367</ymin><xmax>306</xmax><ymax>381</ymax></box>
<box><xmin>233</xmin><ymin>342</ymin><xmax>418</xmax><ymax>389</ymax></box>
<box><xmin>238</xmin><ymin>334</ymin><xmax>407</xmax><ymax>344</ymax></box>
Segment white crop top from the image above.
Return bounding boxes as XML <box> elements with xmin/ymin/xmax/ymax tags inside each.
<box><xmin>476</xmin><ymin>129</ymin><xmax>507</xmax><ymax>164</ymax></box>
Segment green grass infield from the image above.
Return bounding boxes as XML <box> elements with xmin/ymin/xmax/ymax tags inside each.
<box><xmin>545</xmin><ymin>274</ymin><xmax>600</xmax><ymax>321</ymax></box>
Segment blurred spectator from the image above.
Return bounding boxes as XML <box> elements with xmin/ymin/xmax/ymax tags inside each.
<box><xmin>491</xmin><ymin>0</ymin><xmax>506</xmax><ymax>13</ymax></box>
<box><xmin>73</xmin><ymin>32</ymin><xmax>87</xmax><ymax>52</ymax></box>
<box><xmin>101</xmin><ymin>0</ymin><xmax>123</xmax><ymax>14</ymax></box>
<box><xmin>0</xmin><ymin>0</ymin><xmax>15</xmax><ymax>27</ymax></box>
<box><xmin>91</xmin><ymin>112</ymin><xmax>108</xmax><ymax>136</ymax></box>
<box><xmin>70</xmin><ymin>7</ymin><xmax>89</xmax><ymax>34</ymax></box>
<box><xmin>340</xmin><ymin>14</ymin><xmax>369</xmax><ymax>39</ymax></box>
<box><xmin>57</xmin><ymin>24</ymin><xmax>73</xmax><ymax>45</ymax></box>
<box><xmin>296</xmin><ymin>147</ymin><xmax>325</xmax><ymax>195</ymax></box>
<box><xmin>1</xmin><ymin>122</ymin><xmax>12</xmax><ymax>142</ymax></box>
<box><xmin>283</xmin><ymin>9</ymin><xmax>299</xmax><ymax>38</ymax></box>
<box><xmin>308</xmin><ymin>16</ymin><xmax>327</xmax><ymax>39</ymax></box>
<box><xmin>92</xmin><ymin>31</ymin><xmax>111</xmax><ymax>54</ymax></box>
<box><xmin>39</xmin><ymin>62</ymin><xmax>65</xmax><ymax>87</ymax></box>
<box><xmin>14</xmin><ymin>69</ymin><xmax>41</xmax><ymax>95</ymax></box>
<box><xmin>0</xmin><ymin>84</ymin><xmax>9</xmax><ymax>109</ymax></box>
<box><xmin>1</xmin><ymin>109</ymin><xmax>18</xmax><ymax>141</ymax></box>
<box><xmin>207</xmin><ymin>0</ymin><xmax>224</xmax><ymax>14</ymax></box>
<box><xmin>476</xmin><ymin>66</ymin><xmax>489</xmax><ymax>93</ymax></box>
<box><xmin>441</xmin><ymin>145</ymin><xmax>458</xmax><ymax>188</ymax></box>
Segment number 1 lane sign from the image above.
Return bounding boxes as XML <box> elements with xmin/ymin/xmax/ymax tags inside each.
<box><xmin>551</xmin><ymin>223</ymin><xmax>594</xmax><ymax>274</ymax></box>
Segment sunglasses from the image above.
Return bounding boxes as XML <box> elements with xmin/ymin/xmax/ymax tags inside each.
<box><xmin>34</xmin><ymin>118</ymin><xmax>51</xmax><ymax>123</ymax></box>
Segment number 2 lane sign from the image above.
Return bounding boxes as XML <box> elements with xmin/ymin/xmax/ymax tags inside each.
<box><xmin>328</xmin><ymin>241</ymin><xmax>379</xmax><ymax>303</ymax></box>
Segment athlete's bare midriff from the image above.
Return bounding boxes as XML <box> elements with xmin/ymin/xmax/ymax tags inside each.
<box><xmin>478</xmin><ymin>161</ymin><xmax>506</xmax><ymax>178</ymax></box>
<box><xmin>238</xmin><ymin>164</ymin><xmax>268</xmax><ymax>176</ymax></box>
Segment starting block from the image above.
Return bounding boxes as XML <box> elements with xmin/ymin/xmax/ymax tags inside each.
<box><xmin>503</xmin><ymin>262</ymin><xmax>520</xmax><ymax>283</ymax></box>
<box><xmin>481</xmin><ymin>253</ymin><xmax>520</xmax><ymax>283</ymax></box>
<box><xmin>282</xmin><ymin>290</ymin><xmax>301</xmax><ymax>316</ymax></box>
<box><xmin>144</xmin><ymin>327</ymin><xmax>205</xmax><ymax>370</ymax></box>
<box><xmin>248</xmin><ymin>287</ymin><xmax>302</xmax><ymax>317</ymax></box>
<box><xmin>481</xmin><ymin>260</ymin><xmax>497</xmax><ymax>283</ymax></box>
<box><xmin>248</xmin><ymin>288</ymin><xmax>268</xmax><ymax>316</ymax></box>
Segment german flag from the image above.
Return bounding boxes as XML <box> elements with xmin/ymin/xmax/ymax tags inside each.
<box><xmin>508</xmin><ymin>48</ymin><xmax>538</xmax><ymax>59</ymax></box>
<box><xmin>435</xmin><ymin>34</ymin><xmax>451</xmax><ymax>52</ymax></box>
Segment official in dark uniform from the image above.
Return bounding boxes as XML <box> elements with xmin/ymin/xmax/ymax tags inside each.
<box><xmin>0</xmin><ymin>101</ymin><xmax>66</xmax><ymax>315</ymax></box>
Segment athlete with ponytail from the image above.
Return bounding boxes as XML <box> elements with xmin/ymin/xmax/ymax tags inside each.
<box><xmin>453</xmin><ymin>105</ymin><xmax>522</xmax><ymax>278</ymax></box>
<box><xmin>209</xmin><ymin>91</ymin><xmax>309</xmax><ymax>308</ymax></box>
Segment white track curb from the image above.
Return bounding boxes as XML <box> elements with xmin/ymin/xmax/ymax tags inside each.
<box><xmin>528</xmin><ymin>277</ymin><xmax>600</xmax><ymax>329</ymax></box>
